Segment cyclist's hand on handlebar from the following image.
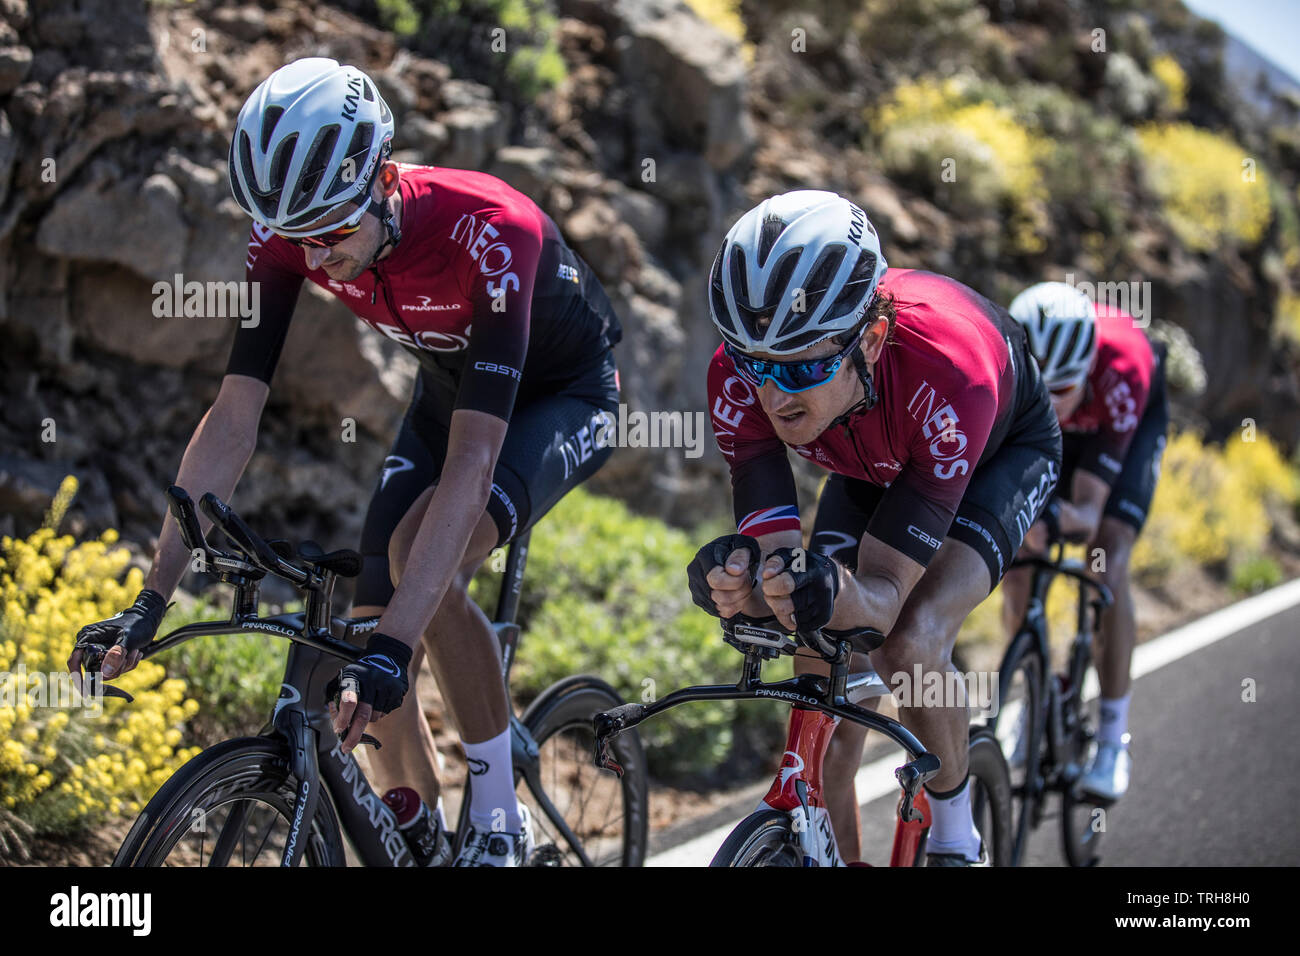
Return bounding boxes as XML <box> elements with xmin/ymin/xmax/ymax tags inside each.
<box><xmin>760</xmin><ymin>547</ymin><xmax>840</xmax><ymax>633</ymax></box>
<box><xmin>687</xmin><ymin>534</ymin><xmax>761</xmax><ymax>619</ymax></box>
<box><xmin>68</xmin><ymin>588</ymin><xmax>167</xmax><ymax>683</ymax></box>
<box><xmin>326</xmin><ymin>633</ymin><xmax>412</xmax><ymax>754</ymax></box>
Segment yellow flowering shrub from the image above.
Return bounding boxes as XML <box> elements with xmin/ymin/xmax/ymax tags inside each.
<box><xmin>1133</xmin><ymin>430</ymin><xmax>1299</xmax><ymax>584</ymax></box>
<box><xmin>1150</xmin><ymin>54</ymin><xmax>1188</xmax><ymax>115</ymax></box>
<box><xmin>0</xmin><ymin>477</ymin><xmax>200</xmax><ymax>858</ymax></box>
<box><xmin>875</xmin><ymin>76</ymin><xmax>1052</xmax><ymax>252</ymax></box>
<box><xmin>683</xmin><ymin>0</ymin><xmax>753</xmax><ymax>62</ymax></box>
<box><xmin>1137</xmin><ymin>123</ymin><xmax>1273</xmax><ymax>252</ymax></box>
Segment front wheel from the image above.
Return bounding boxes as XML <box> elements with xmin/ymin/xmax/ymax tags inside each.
<box><xmin>966</xmin><ymin>726</ymin><xmax>1014</xmax><ymax>866</ymax></box>
<box><xmin>710</xmin><ymin>810</ymin><xmax>802</xmax><ymax>866</ymax></box>
<box><xmin>113</xmin><ymin>737</ymin><xmax>345</xmax><ymax>867</ymax></box>
<box><xmin>518</xmin><ymin>677</ymin><xmax>649</xmax><ymax>866</ymax></box>
<box><xmin>989</xmin><ymin>637</ymin><xmax>1045</xmax><ymax>866</ymax></box>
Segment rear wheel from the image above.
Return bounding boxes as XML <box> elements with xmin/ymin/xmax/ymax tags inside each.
<box><xmin>710</xmin><ymin>810</ymin><xmax>802</xmax><ymax>867</ymax></box>
<box><xmin>113</xmin><ymin>737</ymin><xmax>345</xmax><ymax>867</ymax></box>
<box><xmin>518</xmin><ymin>677</ymin><xmax>649</xmax><ymax>866</ymax></box>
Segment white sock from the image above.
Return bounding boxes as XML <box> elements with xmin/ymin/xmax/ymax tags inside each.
<box><xmin>925</xmin><ymin>776</ymin><xmax>982</xmax><ymax>861</ymax></box>
<box><xmin>462</xmin><ymin>727</ymin><xmax>521</xmax><ymax>833</ymax></box>
<box><xmin>1097</xmin><ymin>693</ymin><xmax>1131</xmax><ymax>747</ymax></box>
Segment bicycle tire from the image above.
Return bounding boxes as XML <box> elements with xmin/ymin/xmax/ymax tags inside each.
<box><xmin>710</xmin><ymin>810</ymin><xmax>802</xmax><ymax>867</ymax></box>
<box><xmin>1059</xmin><ymin>641</ymin><xmax>1107</xmax><ymax>867</ymax></box>
<box><xmin>990</xmin><ymin>634</ymin><xmax>1045</xmax><ymax>866</ymax></box>
<box><xmin>519</xmin><ymin>676</ymin><xmax>649</xmax><ymax>867</ymax></box>
<box><xmin>966</xmin><ymin>726</ymin><xmax>1014</xmax><ymax>866</ymax></box>
<box><xmin>113</xmin><ymin>736</ymin><xmax>345</xmax><ymax>867</ymax></box>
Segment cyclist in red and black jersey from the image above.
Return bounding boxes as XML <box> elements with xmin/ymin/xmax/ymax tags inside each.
<box><xmin>69</xmin><ymin>58</ymin><xmax>622</xmax><ymax>866</ymax></box>
<box><xmin>690</xmin><ymin>191</ymin><xmax>1061</xmax><ymax>865</ymax></box>
<box><xmin>1002</xmin><ymin>282</ymin><xmax>1168</xmax><ymax>802</ymax></box>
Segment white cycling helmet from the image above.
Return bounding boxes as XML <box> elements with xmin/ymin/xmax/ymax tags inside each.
<box><xmin>709</xmin><ymin>190</ymin><xmax>889</xmax><ymax>355</ymax></box>
<box><xmin>1008</xmin><ymin>281</ymin><xmax>1098</xmax><ymax>389</ymax></box>
<box><xmin>228</xmin><ymin>57</ymin><xmax>394</xmax><ymax>234</ymax></box>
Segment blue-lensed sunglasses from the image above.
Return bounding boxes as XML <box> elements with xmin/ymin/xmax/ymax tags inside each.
<box><xmin>724</xmin><ymin>337</ymin><xmax>859</xmax><ymax>394</ymax></box>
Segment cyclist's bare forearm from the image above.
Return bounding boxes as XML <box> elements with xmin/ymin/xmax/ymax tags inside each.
<box><xmin>826</xmin><ymin>534</ymin><xmax>924</xmax><ymax>636</ymax></box>
<box><xmin>143</xmin><ymin>375</ymin><xmax>268</xmax><ymax>599</ymax></box>
<box><xmin>1059</xmin><ymin>469</ymin><xmax>1110</xmax><ymax>542</ymax></box>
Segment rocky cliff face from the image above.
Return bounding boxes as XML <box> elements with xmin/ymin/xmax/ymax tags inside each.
<box><xmin>1</xmin><ymin>0</ymin><xmax>1296</xmax><ymax>563</ymax></box>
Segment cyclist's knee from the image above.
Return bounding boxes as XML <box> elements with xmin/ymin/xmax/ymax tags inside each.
<box><xmin>1093</xmin><ymin>519</ymin><xmax>1136</xmax><ymax>584</ymax></box>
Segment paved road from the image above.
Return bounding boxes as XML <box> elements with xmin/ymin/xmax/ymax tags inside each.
<box><xmin>847</xmin><ymin>601</ymin><xmax>1300</xmax><ymax>866</ymax></box>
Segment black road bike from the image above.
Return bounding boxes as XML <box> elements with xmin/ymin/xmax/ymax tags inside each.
<box><xmin>988</xmin><ymin>540</ymin><xmax>1115</xmax><ymax>866</ymax></box>
<box><xmin>103</xmin><ymin>486</ymin><xmax>647</xmax><ymax>867</ymax></box>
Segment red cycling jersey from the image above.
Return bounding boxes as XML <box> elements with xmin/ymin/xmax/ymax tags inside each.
<box><xmin>708</xmin><ymin>268</ymin><xmax>1038</xmax><ymax>567</ymax></box>
<box><xmin>228</xmin><ymin>164</ymin><xmax>620</xmax><ymax>421</ymax></box>
<box><xmin>1059</xmin><ymin>304</ymin><xmax>1155</xmax><ymax>485</ymax></box>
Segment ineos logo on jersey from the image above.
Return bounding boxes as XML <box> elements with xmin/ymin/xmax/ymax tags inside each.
<box><xmin>908</xmin><ymin>381</ymin><xmax>970</xmax><ymax>478</ymax></box>
<box><xmin>1103</xmin><ymin>379</ymin><xmax>1138</xmax><ymax>432</ymax></box>
<box><xmin>372</xmin><ymin>321</ymin><xmax>469</xmax><ymax>352</ymax></box>
<box><xmin>450</xmin><ymin>213</ymin><xmax>520</xmax><ymax>298</ymax></box>
<box><xmin>721</xmin><ymin>374</ymin><xmax>756</xmax><ymax>407</ymax></box>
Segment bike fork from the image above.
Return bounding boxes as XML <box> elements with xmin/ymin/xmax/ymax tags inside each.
<box><xmin>761</xmin><ymin>707</ymin><xmax>843</xmax><ymax>867</ymax></box>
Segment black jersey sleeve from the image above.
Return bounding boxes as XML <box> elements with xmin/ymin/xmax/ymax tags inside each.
<box><xmin>225</xmin><ymin>228</ymin><xmax>305</xmax><ymax>384</ymax></box>
<box><xmin>451</xmin><ymin>217</ymin><xmax>542</xmax><ymax>421</ymax></box>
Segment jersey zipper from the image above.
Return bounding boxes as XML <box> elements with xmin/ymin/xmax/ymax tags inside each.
<box><xmin>371</xmin><ymin>266</ymin><xmax>416</xmax><ymax>341</ymax></box>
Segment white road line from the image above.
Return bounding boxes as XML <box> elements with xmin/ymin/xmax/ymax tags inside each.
<box><xmin>646</xmin><ymin>576</ymin><xmax>1300</xmax><ymax>866</ymax></box>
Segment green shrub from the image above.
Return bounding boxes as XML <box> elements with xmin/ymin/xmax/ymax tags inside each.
<box><xmin>1230</xmin><ymin>555</ymin><xmax>1283</xmax><ymax>595</ymax></box>
<box><xmin>471</xmin><ymin>488</ymin><xmax>790</xmax><ymax>782</ymax></box>
<box><xmin>162</xmin><ymin>599</ymin><xmax>286</xmax><ymax>746</ymax></box>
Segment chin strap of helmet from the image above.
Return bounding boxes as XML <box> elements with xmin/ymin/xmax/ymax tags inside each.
<box><xmin>369</xmin><ymin>145</ymin><xmax>402</xmax><ymax>261</ymax></box>
<box><xmin>830</xmin><ymin>344</ymin><xmax>878</xmax><ymax>430</ymax></box>
<box><xmin>372</xmin><ymin>193</ymin><xmax>402</xmax><ymax>259</ymax></box>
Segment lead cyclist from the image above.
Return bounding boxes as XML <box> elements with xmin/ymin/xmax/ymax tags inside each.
<box><xmin>688</xmin><ymin>191</ymin><xmax>1062</xmax><ymax>865</ymax></box>
<box><xmin>68</xmin><ymin>58</ymin><xmax>623</xmax><ymax>867</ymax></box>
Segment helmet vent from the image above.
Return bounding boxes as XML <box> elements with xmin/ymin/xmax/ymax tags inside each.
<box><xmin>325</xmin><ymin>122</ymin><xmax>374</xmax><ymax>202</ymax></box>
<box><xmin>757</xmin><ymin>216</ymin><xmax>786</xmax><ymax>269</ymax></box>
<box><xmin>260</xmin><ymin>105</ymin><xmax>284</xmax><ymax>153</ymax></box>
<box><xmin>287</xmin><ymin>125</ymin><xmax>340</xmax><ymax>217</ymax></box>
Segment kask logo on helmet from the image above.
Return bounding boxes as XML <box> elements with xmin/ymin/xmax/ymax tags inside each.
<box><xmin>340</xmin><ymin>73</ymin><xmax>364</xmax><ymax>121</ymax></box>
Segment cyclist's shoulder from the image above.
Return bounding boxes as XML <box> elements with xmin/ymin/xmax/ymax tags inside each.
<box><xmin>1090</xmin><ymin>305</ymin><xmax>1154</xmax><ymax>381</ymax></box>
<box><xmin>403</xmin><ymin>164</ymin><xmax>545</xmax><ymax>237</ymax></box>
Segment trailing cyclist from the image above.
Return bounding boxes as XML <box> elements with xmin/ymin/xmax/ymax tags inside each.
<box><xmin>1001</xmin><ymin>281</ymin><xmax>1167</xmax><ymax>802</ymax></box>
<box><xmin>68</xmin><ymin>57</ymin><xmax>623</xmax><ymax>866</ymax></box>
<box><xmin>689</xmin><ymin>190</ymin><xmax>1061</xmax><ymax>865</ymax></box>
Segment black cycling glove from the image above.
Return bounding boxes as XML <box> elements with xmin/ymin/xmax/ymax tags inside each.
<box><xmin>766</xmin><ymin>547</ymin><xmax>841</xmax><ymax>632</ymax></box>
<box><xmin>1040</xmin><ymin>498</ymin><xmax>1063</xmax><ymax>544</ymax></box>
<box><xmin>326</xmin><ymin>633</ymin><xmax>412</xmax><ymax>714</ymax></box>
<box><xmin>687</xmin><ymin>533</ymin><xmax>761</xmax><ymax>618</ymax></box>
<box><xmin>74</xmin><ymin>589</ymin><xmax>168</xmax><ymax>657</ymax></box>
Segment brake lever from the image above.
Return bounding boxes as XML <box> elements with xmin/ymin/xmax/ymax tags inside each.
<box><xmin>70</xmin><ymin>640</ymin><xmax>135</xmax><ymax>703</ymax></box>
